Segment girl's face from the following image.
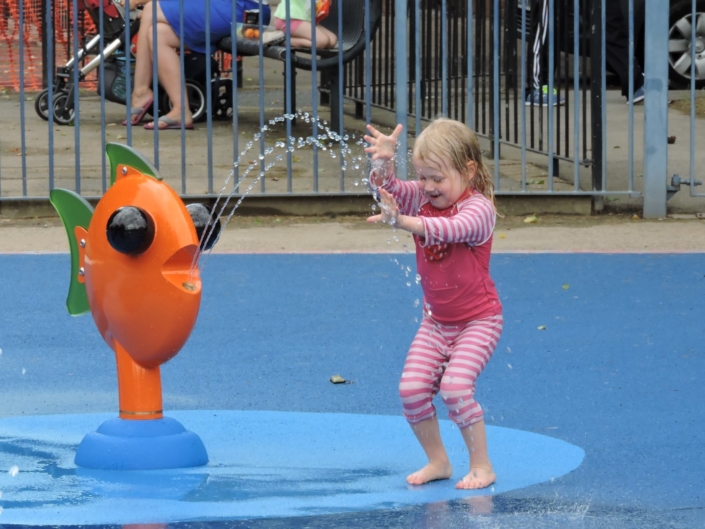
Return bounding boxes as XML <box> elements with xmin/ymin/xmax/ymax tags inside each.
<box><xmin>412</xmin><ymin>153</ymin><xmax>475</xmax><ymax>210</ymax></box>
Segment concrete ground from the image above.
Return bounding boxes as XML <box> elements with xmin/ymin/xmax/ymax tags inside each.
<box><xmin>2</xmin><ymin>212</ymin><xmax>705</xmax><ymax>254</ymax></box>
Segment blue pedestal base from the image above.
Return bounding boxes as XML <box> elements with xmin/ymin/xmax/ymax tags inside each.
<box><xmin>74</xmin><ymin>416</ymin><xmax>209</xmax><ymax>470</ymax></box>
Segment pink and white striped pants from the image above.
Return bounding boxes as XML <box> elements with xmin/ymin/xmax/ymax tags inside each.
<box><xmin>399</xmin><ymin>314</ymin><xmax>503</xmax><ymax>429</ymax></box>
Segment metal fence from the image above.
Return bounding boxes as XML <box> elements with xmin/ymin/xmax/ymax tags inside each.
<box><xmin>0</xmin><ymin>0</ymin><xmax>702</xmax><ymax>217</ymax></box>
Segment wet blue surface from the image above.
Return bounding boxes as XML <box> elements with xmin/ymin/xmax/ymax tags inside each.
<box><xmin>0</xmin><ymin>411</ymin><xmax>583</xmax><ymax>524</ymax></box>
<box><xmin>0</xmin><ymin>253</ymin><xmax>704</xmax><ymax>528</ymax></box>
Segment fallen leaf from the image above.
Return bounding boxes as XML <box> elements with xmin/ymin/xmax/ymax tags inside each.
<box><xmin>330</xmin><ymin>374</ymin><xmax>346</xmax><ymax>384</ymax></box>
<box><xmin>271</xmin><ymin>177</ymin><xmax>280</xmax><ymax>181</ymax></box>
<box><xmin>527</xmin><ymin>179</ymin><xmax>544</xmax><ymax>185</ymax></box>
<box><xmin>523</xmin><ymin>215</ymin><xmax>538</xmax><ymax>224</ymax></box>
<box><xmin>499</xmin><ymin>233</ymin><xmax>506</xmax><ymax>239</ymax></box>
<box><xmin>632</xmin><ymin>214</ymin><xmax>640</xmax><ymax>220</ymax></box>
<box><xmin>537</xmin><ymin>325</ymin><xmax>547</xmax><ymax>331</ymax></box>
<box><xmin>562</xmin><ymin>284</ymin><xmax>569</xmax><ymax>290</ymax></box>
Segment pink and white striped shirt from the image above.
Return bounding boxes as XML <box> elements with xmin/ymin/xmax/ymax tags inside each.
<box><xmin>377</xmin><ymin>171</ymin><xmax>502</xmax><ymax>324</ymax></box>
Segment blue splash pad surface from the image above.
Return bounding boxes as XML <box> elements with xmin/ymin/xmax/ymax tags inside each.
<box><xmin>0</xmin><ymin>411</ymin><xmax>583</xmax><ymax>525</ymax></box>
<box><xmin>0</xmin><ymin>253</ymin><xmax>704</xmax><ymax>527</ymax></box>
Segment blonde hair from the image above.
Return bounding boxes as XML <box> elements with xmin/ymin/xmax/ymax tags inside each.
<box><xmin>412</xmin><ymin>117</ymin><xmax>496</xmax><ymax>209</ymax></box>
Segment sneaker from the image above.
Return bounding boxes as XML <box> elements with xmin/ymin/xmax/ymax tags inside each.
<box><xmin>525</xmin><ymin>85</ymin><xmax>565</xmax><ymax>107</ymax></box>
<box><xmin>627</xmin><ymin>86</ymin><xmax>645</xmax><ymax>105</ymax></box>
<box><xmin>262</xmin><ymin>30</ymin><xmax>285</xmax><ymax>46</ymax></box>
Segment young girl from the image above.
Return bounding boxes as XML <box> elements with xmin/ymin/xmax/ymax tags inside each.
<box><xmin>273</xmin><ymin>0</ymin><xmax>337</xmax><ymax>49</ymax></box>
<box><xmin>365</xmin><ymin>118</ymin><xmax>503</xmax><ymax>490</ymax></box>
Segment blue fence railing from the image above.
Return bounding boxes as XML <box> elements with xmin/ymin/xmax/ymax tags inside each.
<box><xmin>0</xmin><ymin>0</ymin><xmax>702</xmax><ymax>217</ymax></box>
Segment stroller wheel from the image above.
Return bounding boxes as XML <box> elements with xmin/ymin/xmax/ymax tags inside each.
<box><xmin>52</xmin><ymin>93</ymin><xmax>75</xmax><ymax>126</ymax></box>
<box><xmin>212</xmin><ymin>78</ymin><xmax>234</xmax><ymax>121</ymax></box>
<box><xmin>162</xmin><ymin>81</ymin><xmax>207</xmax><ymax>123</ymax></box>
<box><xmin>35</xmin><ymin>89</ymin><xmax>52</xmax><ymax>121</ymax></box>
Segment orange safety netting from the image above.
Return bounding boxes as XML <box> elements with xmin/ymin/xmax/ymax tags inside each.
<box><xmin>0</xmin><ymin>0</ymin><xmax>97</xmax><ymax>91</ymax></box>
<box><xmin>1</xmin><ymin>0</ymin><xmax>236</xmax><ymax>92</ymax></box>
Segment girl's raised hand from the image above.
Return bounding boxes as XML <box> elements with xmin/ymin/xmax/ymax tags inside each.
<box><xmin>367</xmin><ymin>188</ymin><xmax>400</xmax><ymax>226</ymax></box>
<box><xmin>364</xmin><ymin>124</ymin><xmax>403</xmax><ymax>160</ymax></box>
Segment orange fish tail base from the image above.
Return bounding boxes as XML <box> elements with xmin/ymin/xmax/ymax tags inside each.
<box><xmin>115</xmin><ymin>341</ymin><xmax>164</xmax><ymax>420</ymax></box>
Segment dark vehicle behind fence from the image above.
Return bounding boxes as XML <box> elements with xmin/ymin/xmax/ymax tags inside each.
<box><xmin>515</xmin><ymin>0</ymin><xmax>705</xmax><ymax>89</ymax></box>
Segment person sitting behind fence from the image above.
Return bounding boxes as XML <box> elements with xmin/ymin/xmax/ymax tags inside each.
<box><xmin>117</xmin><ymin>0</ymin><xmax>278</xmax><ymax>130</ymax></box>
<box><xmin>273</xmin><ymin>0</ymin><xmax>337</xmax><ymax>49</ymax></box>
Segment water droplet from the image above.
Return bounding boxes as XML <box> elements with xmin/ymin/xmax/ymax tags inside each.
<box><xmin>8</xmin><ymin>466</ymin><xmax>19</xmax><ymax>477</ymax></box>
<box><xmin>21</xmin><ymin>368</ymin><xmax>26</xmax><ymax>375</ymax></box>
<box><xmin>413</xmin><ymin>299</ymin><xmax>420</xmax><ymax>307</ymax></box>
<box><xmin>406</xmin><ymin>282</ymin><xmax>411</xmax><ymax>287</ymax></box>
<box><xmin>507</xmin><ymin>363</ymin><xmax>513</xmax><ymax>369</ymax></box>
<box><xmin>0</xmin><ymin>348</ymin><xmax>3</xmax><ymax>355</ymax></box>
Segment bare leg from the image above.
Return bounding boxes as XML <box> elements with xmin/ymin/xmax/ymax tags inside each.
<box><xmin>288</xmin><ymin>21</ymin><xmax>338</xmax><ymax>49</ymax></box>
<box><xmin>456</xmin><ymin>420</ymin><xmax>496</xmax><ymax>490</ymax></box>
<box><xmin>131</xmin><ymin>5</ymin><xmax>155</xmax><ymax>108</ymax></box>
<box><xmin>406</xmin><ymin>416</ymin><xmax>453</xmax><ymax>485</ymax></box>
<box><xmin>144</xmin><ymin>3</ymin><xmax>192</xmax><ymax>127</ymax></box>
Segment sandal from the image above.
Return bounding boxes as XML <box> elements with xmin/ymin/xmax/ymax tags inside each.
<box><xmin>143</xmin><ymin>116</ymin><xmax>194</xmax><ymax>130</ymax></box>
<box><xmin>122</xmin><ymin>99</ymin><xmax>154</xmax><ymax>126</ymax></box>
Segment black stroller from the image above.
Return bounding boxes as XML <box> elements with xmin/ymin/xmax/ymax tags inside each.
<box><xmin>35</xmin><ymin>0</ymin><xmax>234</xmax><ymax>125</ymax></box>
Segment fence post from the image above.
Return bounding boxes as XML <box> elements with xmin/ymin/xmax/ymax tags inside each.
<box><xmin>642</xmin><ymin>0</ymin><xmax>669</xmax><ymax>218</ymax></box>
<box><xmin>589</xmin><ymin>0</ymin><xmax>604</xmax><ymax>201</ymax></box>
<box><xmin>394</xmin><ymin>0</ymin><xmax>408</xmax><ymax>179</ymax></box>
<box><xmin>41</xmin><ymin>0</ymin><xmax>53</xmax><ymax>88</ymax></box>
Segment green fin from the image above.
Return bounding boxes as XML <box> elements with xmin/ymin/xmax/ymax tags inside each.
<box><xmin>49</xmin><ymin>189</ymin><xmax>93</xmax><ymax>316</ymax></box>
<box><xmin>106</xmin><ymin>142</ymin><xmax>161</xmax><ymax>186</ymax></box>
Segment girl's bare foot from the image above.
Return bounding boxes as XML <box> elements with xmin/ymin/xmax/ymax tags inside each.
<box><xmin>455</xmin><ymin>466</ymin><xmax>495</xmax><ymax>490</ymax></box>
<box><xmin>406</xmin><ymin>461</ymin><xmax>453</xmax><ymax>485</ymax></box>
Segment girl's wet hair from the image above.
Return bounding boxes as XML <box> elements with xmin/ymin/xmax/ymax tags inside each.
<box><xmin>412</xmin><ymin>118</ymin><xmax>496</xmax><ymax>209</ymax></box>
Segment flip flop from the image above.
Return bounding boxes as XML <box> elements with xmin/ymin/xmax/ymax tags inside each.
<box><xmin>143</xmin><ymin>116</ymin><xmax>194</xmax><ymax>130</ymax></box>
<box><xmin>122</xmin><ymin>99</ymin><xmax>154</xmax><ymax>126</ymax></box>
